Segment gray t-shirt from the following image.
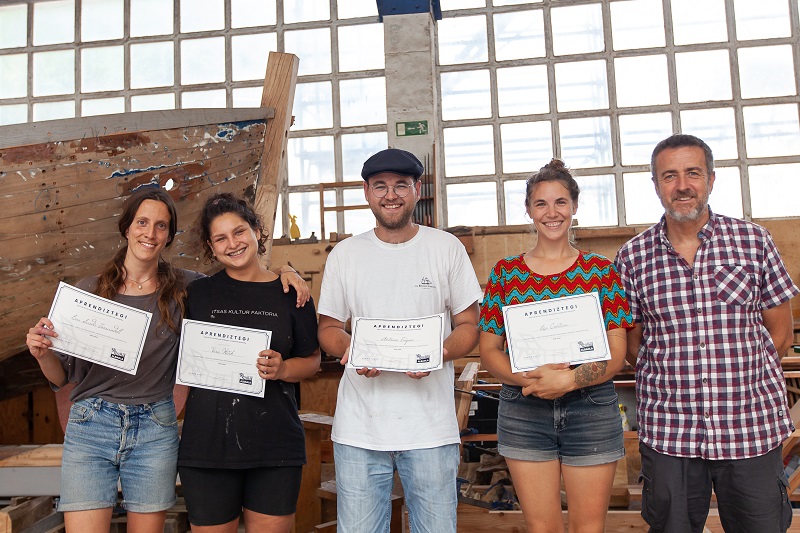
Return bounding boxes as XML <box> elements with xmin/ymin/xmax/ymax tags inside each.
<box><xmin>57</xmin><ymin>269</ymin><xmax>203</xmax><ymax>404</ymax></box>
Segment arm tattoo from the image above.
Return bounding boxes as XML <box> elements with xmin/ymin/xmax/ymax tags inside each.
<box><xmin>574</xmin><ymin>360</ymin><xmax>607</xmax><ymax>388</ymax></box>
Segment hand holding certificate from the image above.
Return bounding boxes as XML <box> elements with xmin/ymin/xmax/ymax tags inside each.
<box><xmin>502</xmin><ymin>292</ymin><xmax>610</xmax><ymax>373</ymax></box>
<box><xmin>176</xmin><ymin>319</ymin><xmax>272</xmax><ymax>397</ymax></box>
<box><xmin>348</xmin><ymin>314</ymin><xmax>445</xmax><ymax>373</ymax></box>
<box><xmin>47</xmin><ymin>282</ymin><xmax>152</xmax><ymax>375</ymax></box>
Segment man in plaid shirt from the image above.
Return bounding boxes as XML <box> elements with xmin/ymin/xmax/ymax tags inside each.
<box><xmin>615</xmin><ymin>134</ymin><xmax>799</xmax><ymax>532</ymax></box>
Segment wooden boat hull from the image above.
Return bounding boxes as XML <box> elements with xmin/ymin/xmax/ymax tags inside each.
<box><xmin>0</xmin><ymin>108</ymin><xmax>276</xmax><ymax>364</ymax></box>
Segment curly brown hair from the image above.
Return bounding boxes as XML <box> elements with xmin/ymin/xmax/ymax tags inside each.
<box><xmin>197</xmin><ymin>193</ymin><xmax>268</xmax><ymax>263</ymax></box>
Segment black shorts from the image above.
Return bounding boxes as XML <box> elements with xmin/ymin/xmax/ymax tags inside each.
<box><xmin>639</xmin><ymin>443</ymin><xmax>792</xmax><ymax>533</ymax></box>
<box><xmin>179</xmin><ymin>465</ymin><xmax>303</xmax><ymax>526</ymax></box>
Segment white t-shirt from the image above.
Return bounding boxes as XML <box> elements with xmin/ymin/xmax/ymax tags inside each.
<box><xmin>318</xmin><ymin>225</ymin><xmax>483</xmax><ymax>451</ymax></box>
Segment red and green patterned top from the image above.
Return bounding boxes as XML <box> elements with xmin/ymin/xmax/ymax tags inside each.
<box><xmin>479</xmin><ymin>251</ymin><xmax>633</xmax><ymax>336</ymax></box>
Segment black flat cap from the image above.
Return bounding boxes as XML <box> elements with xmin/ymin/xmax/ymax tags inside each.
<box><xmin>361</xmin><ymin>148</ymin><xmax>424</xmax><ymax>181</ymax></box>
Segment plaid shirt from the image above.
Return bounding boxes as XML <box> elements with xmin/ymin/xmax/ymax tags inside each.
<box><xmin>615</xmin><ymin>209</ymin><xmax>799</xmax><ymax>460</ymax></box>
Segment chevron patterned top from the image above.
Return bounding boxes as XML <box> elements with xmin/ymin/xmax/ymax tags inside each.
<box><xmin>479</xmin><ymin>251</ymin><xmax>633</xmax><ymax>337</ymax></box>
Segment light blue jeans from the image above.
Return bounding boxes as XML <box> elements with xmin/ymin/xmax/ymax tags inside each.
<box><xmin>58</xmin><ymin>396</ymin><xmax>178</xmax><ymax>513</ymax></box>
<box><xmin>333</xmin><ymin>442</ymin><xmax>459</xmax><ymax>533</ymax></box>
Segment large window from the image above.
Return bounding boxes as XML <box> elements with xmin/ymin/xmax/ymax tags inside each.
<box><xmin>0</xmin><ymin>0</ymin><xmax>385</xmax><ymax>239</ymax></box>
<box><xmin>437</xmin><ymin>0</ymin><xmax>800</xmax><ymax>226</ymax></box>
<box><xmin>2</xmin><ymin>0</ymin><xmax>799</xmax><ymax>237</ymax></box>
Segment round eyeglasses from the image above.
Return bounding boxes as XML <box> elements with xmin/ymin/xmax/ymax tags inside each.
<box><xmin>370</xmin><ymin>183</ymin><xmax>413</xmax><ymax>198</ymax></box>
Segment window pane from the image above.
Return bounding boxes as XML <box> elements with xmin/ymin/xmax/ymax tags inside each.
<box><xmin>288</xmin><ymin>136</ymin><xmax>335</xmax><ymax>185</ymax></box>
<box><xmin>131</xmin><ymin>42</ymin><xmax>174</xmax><ymax>88</ymax></box>
<box><xmin>180</xmin><ymin>0</ymin><xmax>223</xmax><ymax>32</ymax></box>
<box><xmin>232</xmin><ymin>33</ymin><xmax>277</xmax><ymax>81</ymax></box>
<box><xmin>33</xmin><ymin>0</ymin><xmax>74</xmax><ymax>46</ymax></box>
<box><xmin>181</xmin><ymin>37</ymin><xmax>225</xmax><ymax>85</ymax></box>
<box><xmin>574</xmin><ymin>175</ymin><xmax>617</xmax><ymax>227</ymax></box>
<box><xmin>293</xmin><ymin>82</ymin><xmax>332</xmax><ymax>130</ymax></box>
<box><xmin>0</xmin><ymin>4</ymin><xmax>27</xmax><ymax>49</ymax></box>
<box><xmin>344</xmin><ymin>207</ymin><xmax>375</xmax><ymax>237</ymax></box>
<box><xmin>675</xmin><ymin>50</ymin><xmax>731</xmax><ymax>103</ymax></box>
<box><xmin>441</xmin><ymin>70</ymin><xmax>491</xmax><ymax>120</ymax></box>
<box><xmin>342</xmin><ymin>132</ymin><xmax>389</xmax><ymax>181</ymax></box>
<box><xmin>709</xmin><ymin>167</ymin><xmax>743</xmax><ymax>219</ymax></box>
<box><xmin>749</xmin><ymin>164</ymin><xmax>800</xmax><ymax>218</ymax></box>
<box><xmin>447</xmin><ymin>182</ymin><xmax>498</xmax><ymax>227</ymax></box>
<box><xmin>497</xmin><ymin>65</ymin><xmax>549</xmax><ymax>117</ymax></box>
<box><xmin>33</xmin><ymin>101</ymin><xmax>74</xmax><ymax>121</ymax></box>
<box><xmin>734</xmin><ymin>0</ymin><xmax>790</xmax><ymax>40</ymax></box>
<box><xmin>610</xmin><ymin>0</ymin><xmax>666</xmax><ymax>50</ymax></box>
<box><xmin>680</xmin><ymin>108</ymin><xmax>737</xmax><ymax>160</ymax></box>
<box><xmin>615</xmin><ymin>55</ymin><xmax>669</xmax><ymax>107</ymax></box>
<box><xmin>500</xmin><ymin>121</ymin><xmax>553</xmax><ymax>174</ymax></box>
<box><xmin>0</xmin><ymin>104</ymin><xmax>27</xmax><ymax>125</ymax></box>
<box><xmin>337</xmin><ymin>0</ymin><xmax>378</xmax><ymax>19</ymax></box>
<box><xmin>738</xmin><ymin>46</ymin><xmax>796</xmax><ymax>99</ymax></box>
<box><xmin>438</xmin><ymin>16</ymin><xmax>488</xmax><ymax>65</ymax></box>
<box><xmin>232</xmin><ymin>0</ymin><xmax>276</xmax><ymax>28</ymax></box>
<box><xmin>559</xmin><ymin>116</ymin><xmax>612</xmax><ymax>168</ymax></box>
<box><xmin>440</xmin><ymin>0</ymin><xmax>484</xmax><ymax>9</ymax></box>
<box><xmin>504</xmin><ymin>179</ymin><xmax>528</xmax><ymax>225</ymax></box>
<box><xmin>339</xmin><ymin>24</ymin><xmax>384</xmax><ymax>72</ymax></box>
<box><xmin>81</xmin><ymin>46</ymin><xmax>124</xmax><ymax>93</ymax></box>
<box><xmin>82</xmin><ymin>0</ymin><xmax>123</xmax><ymax>41</ymax></box>
<box><xmin>82</xmin><ymin>97</ymin><xmax>124</xmax><ymax>116</ymax></box>
<box><xmin>671</xmin><ymin>0</ymin><xmax>727</xmax><ymax>45</ymax></box>
<box><xmin>33</xmin><ymin>50</ymin><xmax>74</xmax><ymax>97</ymax></box>
<box><xmin>495</xmin><ymin>0</ymin><xmax>542</xmax><ymax>5</ymax></box>
<box><xmin>340</xmin><ymin>77</ymin><xmax>387</xmax><ymax>127</ymax></box>
<box><xmin>131</xmin><ymin>0</ymin><xmax>173</xmax><ymax>36</ymax></box>
<box><xmin>743</xmin><ymin>104</ymin><xmax>800</xmax><ymax>158</ymax></box>
<box><xmin>284</xmin><ymin>0</ymin><xmax>329</xmax><ymax>23</ymax></box>
<box><xmin>232</xmin><ymin>87</ymin><xmax>263</xmax><ymax>107</ymax></box>
<box><xmin>289</xmin><ymin>191</ymin><xmax>335</xmax><ymax>241</ymax></box>
<box><xmin>555</xmin><ymin>60</ymin><xmax>608</xmax><ymax>112</ymax></box>
<box><xmin>443</xmin><ymin>125</ymin><xmax>495</xmax><ymax>177</ymax></box>
<box><xmin>494</xmin><ymin>10</ymin><xmax>545</xmax><ymax>61</ymax></box>
<box><xmin>623</xmin><ymin>172</ymin><xmax>662</xmax><ymax>225</ymax></box>
<box><xmin>285</xmin><ymin>28</ymin><xmax>331</xmax><ymax>75</ymax></box>
<box><xmin>182</xmin><ymin>89</ymin><xmax>226</xmax><ymax>108</ymax></box>
<box><xmin>131</xmin><ymin>93</ymin><xmax>175</xmax><ymax>111</ymax></box>
<box><xmin>618</xmin><ymin>113</ymin><xmax>673</xmax><ymax>166</ymax></box>
<box><xmin>551</xmin><ymin>3</ymin><xmax>604</xmax><ymax>56</ymax></box>
<box><xmin>0</xmin><ymin>54</ymin><xmax>27</xmax><ymax>98</ymax></box>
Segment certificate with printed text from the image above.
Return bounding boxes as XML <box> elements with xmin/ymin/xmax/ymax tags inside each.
<box><xmin>47</xmin><ymin>282</ymin><xmax>152</xmax><ymax>375</ymax></box>
<box><xmin>176</xmin><ymin>319</ymin><xmax>271</xmax><ymax>397</ymax></box>
<box><xmin>348</xmin><ymin>314</ymin><xmax>445</xmax><ymax>372</ymax></box>
<box><xmin>503</xmin><ymin>292</ymin><xmax>610</xmax><ymax>373</ymax></box>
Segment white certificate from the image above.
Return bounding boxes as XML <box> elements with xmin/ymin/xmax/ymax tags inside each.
<box><xmin>176</xmin><ymin>319</ymin><xmax>272</xmax><ymax>397</ymax></box>
<box><xmin>348</xmin><ymin>314</ymin><xmax>445</xmax><ymax>372</ymax></box>
<box><xmin>502</xmin><ymin>292</ymin><xmax>610</xmax><ymax>373</ymax></box>
<box><xmin>47</xmin><ymin>282</ymin><xmax>152</xmax><ymax>375</ymax></box>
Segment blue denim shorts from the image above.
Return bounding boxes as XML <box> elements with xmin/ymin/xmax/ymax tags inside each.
<box><xmin>57</xmin><ymin>396</ymin><xmax>178</xmax><ymax>513</ymax></box>
<box><xmin>497</xmin><ymin>381</ymin><xmax>624</xmax><ymax>466</ymax></box>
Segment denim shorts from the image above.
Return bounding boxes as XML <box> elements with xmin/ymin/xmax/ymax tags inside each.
<box><xmin>497</xmin><ymin>381</ymin><xmax>624</xmax><ymax>466</ymax></box>
<box><xmin>57</xmin><ymin>396</ymin><xmax>178</xmax><ymax>513</ymax></box>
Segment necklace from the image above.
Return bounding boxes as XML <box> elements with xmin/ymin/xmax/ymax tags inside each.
<box><xmin>126</xmin><ymin>273</ymin><xmax>157</xmax><ymax>290</ymax></box>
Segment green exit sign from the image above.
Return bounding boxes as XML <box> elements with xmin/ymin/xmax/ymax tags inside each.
<box><xmin>396</xmin><ymin>120</ymin><xmax>429</xmax><ymax>136</ymax></box>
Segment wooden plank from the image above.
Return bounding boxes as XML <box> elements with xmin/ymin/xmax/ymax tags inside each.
<box><xmin>0</xmin><ymin>496</ymin><xmax>53</xmax><ymax>533</ymax></box>
<box><xmin>32</xmin><ymin>388</ymin><xmax>62</xmax><ymax>445</ymax></box>
<box><xmin>0</xmin><ymin>396</ymin><xmax>29</xmax><ymax>445</ymax></box>
<box><xmin>0</xmin><ymin>109</ymin><xmax>273</xmax><ymax>150</ymax></box>
<box><xmin>0</xmin><ymin>444</ymin><xmax>62</xmax><ymax>467</ymax></box>
<box><xmin>255</xmin><ymin>52</ymin><xmax>300</xmax><ymax>264</ymax></box>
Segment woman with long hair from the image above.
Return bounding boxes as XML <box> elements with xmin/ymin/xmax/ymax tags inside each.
<box><xmin>478</xmin><ymin>159</ymin><xmax>633</xmax><ymax>533</ymax></box>
<box><xmin>25</xmin><ymin>187</ymin><xmax>307</xmax><ymax>533</ymax></box>
<box><xmin>178</xmin><ymin>193</ymin><xmax>320</xmax><ymax>533</ymax></box>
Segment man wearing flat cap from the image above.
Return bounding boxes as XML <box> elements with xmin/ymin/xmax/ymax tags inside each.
<box><xmin>318</xmin><ymin>148</ymin><xmax>482</xmax><ymax>533</ymax></box>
